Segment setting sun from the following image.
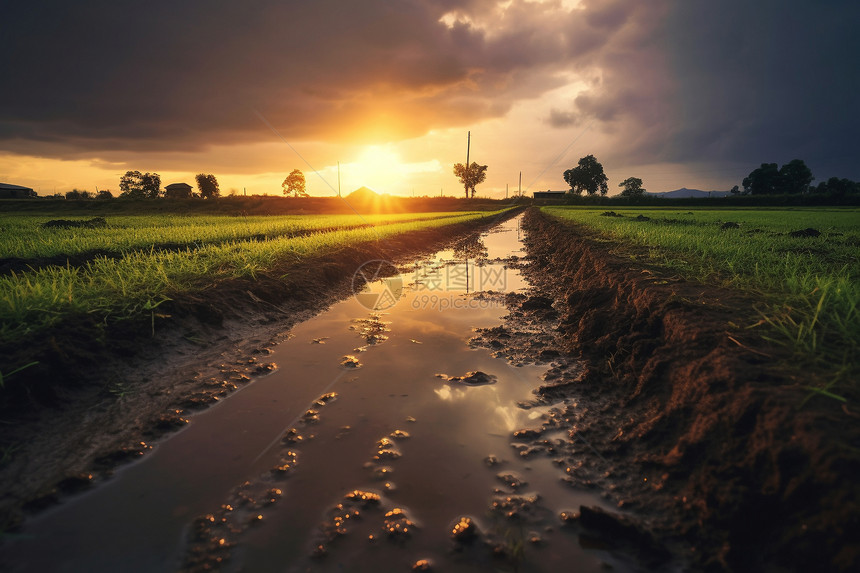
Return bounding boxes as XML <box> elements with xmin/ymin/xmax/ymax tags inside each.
<box><xmin>340</xmin><ymin>145</ymin><xmax>443</xmax><ymax>196</ymax></box>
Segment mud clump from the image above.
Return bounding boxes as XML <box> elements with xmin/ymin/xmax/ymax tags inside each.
<box><xmin>344</xmin><ymin>489</ymin><xmax>382</xmax><ymax>506</ymax></box>
<box><xmin>41</xmin><ymin>217</ymin><xmax>107</xmax><ymax>229</ymax></box>
<box><xmin>149</xmin><ymin>410</ymin><xmax>190</xmax><ymax>434</ymax></box>
<box><xmin>56</xmin><ymin>472</ymin><xmax>94</xmax><ymax>494</ymax></box>
<box><xmin>437</xmin><ymin>371</ymin><xmax>497</xmax><ymax>386</ymax></box>
<box><xmin>495</xmin><ymin>472</ymin><xmax>528</xmax><ymax>491</ymax></box>
<box><xmin>490</xmin><ymin>493</ymin><xmax>541</xmax><ymax>520</ymax></box>
<box><xmin>92</xmin><ymin>441</ymin><xmax>152</xmax><ymax>471</ymax></box>
<box><xmin>270</xmin><ymin>450</ymin><xmax>299</xmax><ymax>478</ymax></box>
<box><xmin>577</xmin><ymin>506</ymin><xmax>670</xmax><ymax>569</ymax></box>
<box><xmin>789</xmin><ymin>227</ymin><xmax>822</xmax><ymax>238</ymax></box>
<box><xmin>720</xmin><ymin>221</ymin><xmax>740</xmax><ymax>229</ymax></box>
<box><xmin>450</xmin><ymin>516</ymin><xmax>480</xmax><ymax>543</ymax></box>
<box><xmin>350</xmin><ymin>314</ymin><xmax>391</xmax><ymax>345</ymax></box>
<box><xmin>381</xmin><ymin>507</ymin><xmax>417</xmax><ymax>540</ymax></box>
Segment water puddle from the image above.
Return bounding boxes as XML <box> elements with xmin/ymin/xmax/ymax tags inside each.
<box><xmin>1</xmin><ymin>216</ymin><xmax>619</xmax><ymax>572</ymax></box>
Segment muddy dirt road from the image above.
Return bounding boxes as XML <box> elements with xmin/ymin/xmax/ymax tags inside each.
<box><xmin>1</xmin><ymin>216</ymin><xmax>632</xmax><ymax>572</ymax></box>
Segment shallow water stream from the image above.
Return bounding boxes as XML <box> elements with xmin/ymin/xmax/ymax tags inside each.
<box><xmin>3</xmin><ymin>216</ymin><xmax>618</xmax><ymax>572</ymax></box>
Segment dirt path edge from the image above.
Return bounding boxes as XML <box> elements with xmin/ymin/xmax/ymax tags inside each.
<box><xmin>520</xmin><ymin>208</ymin><xmax>858</xmax><ymax>572</ymax></box>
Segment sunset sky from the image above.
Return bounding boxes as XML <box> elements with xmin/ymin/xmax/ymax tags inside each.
<box><xmin>1</xmin><ymin>0</ymin><xmax>857</xmax><ymax>198</ymax></box>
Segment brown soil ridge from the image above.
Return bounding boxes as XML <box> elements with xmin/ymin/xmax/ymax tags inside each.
<box><xmin>521</xmin><ymin>208</ymin><xmax>859</xmax><ymax>572</ymax></box>
<box><xmin>0</xmin><ymin>209</ymin><xmax>520</xmax><ymax>531</ymax></box>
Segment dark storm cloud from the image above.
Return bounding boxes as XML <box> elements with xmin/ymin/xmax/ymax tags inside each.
<box><xmin>660</xmin><ymin>0</ymin><xmax>860</xmax><ymax>178</ymax></box>
<box><xmin>552</xmin><ymin>0</ymin><xmax>860</xmax><ymax>178</ymax></box>
<box><xmin>0</xmin><ymin>0</ymin><xmax>618</xmax><ymax>156</ymax></box>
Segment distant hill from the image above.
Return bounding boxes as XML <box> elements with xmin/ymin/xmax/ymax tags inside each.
<box><xmin>344</xmin><ymin>186</ymin><xmax>382</xmax><ymax>201</ymax></box>
<box><xmin>648</xmin><ymin>187</ymin><xmax>731</xmax><ymax>198</ymax></box>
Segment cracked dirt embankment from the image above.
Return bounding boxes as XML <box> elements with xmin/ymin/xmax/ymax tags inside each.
<box><xmin>518</xmin><ymin>208</ymin><xmax>859</xmax><ymax>572</ymax></box>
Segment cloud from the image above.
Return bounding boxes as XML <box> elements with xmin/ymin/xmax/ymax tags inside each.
<box><xmin>540</xmin><ymin>0</ymin><xmax>860</xmax><ymax>178</ymax></box>
<box><xmin>2</xmin><ymin>0</ymin><xmax>857</xmax><ymax>182</ymax></box>
<box><xmin>0</xmin><ymin>0</ymin><xmax>613</xmax><ymax>155</ymax></box>
<box><xmin>655</xmin><ymin>0</ymin><xmax>860</xmax><ymax>177</ymax></box>
<box><xmin>0</xmin><ymin>0</ymin><xmax>643</xmax><ymax>155</ymax></box>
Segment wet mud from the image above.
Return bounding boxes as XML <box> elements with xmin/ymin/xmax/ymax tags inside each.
<box><xmin>512</xmin><ymin>208</ymin><xmax>860</xmax><ymax>572</ymax></box>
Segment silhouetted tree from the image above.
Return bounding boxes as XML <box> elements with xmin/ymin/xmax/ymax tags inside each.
<box><xmin>618</xmin><ymin>177</ymin><xmax>646</xmax><ymax>197</ymax></box>
<box><xmin>742</xmin><ymin>160</ymin><xmax>815</xmax><ymax>195</ymax></box>
<box><xmin>96</xmin><ymin>189</ymin><xmax>113</xmax><ymax>200</ymax></box>
<box><xmin>119</xmin><ymin>170</ymin><xmax>161</xmax><ymax>198</ymax></box>
<box><xmin>453</xmin><ymin>162</ymin><xmax>488</xmax><ymax>198</ymax></box>
<box><xmin>814</xmin><ymin>177</ymin><xmax>860</xmax><ymax>197</ymax></box>
<box><xmin>282</xmin><ymin>169</ymin><xmax>308</xmax><ymax>197</ymax></box>
<box><xmin>730</xmin><ymin>185</ymin><xmax>740</xmax><ymax>195</ymax></box>
<box><xmin>779</xmin><ymin>159</ymin><xmax>814</xmax><ymax>194</ymax></box>
<box><xmin>196</xmin><ymin>173</ymin><xmax>220</xmax><ymax>199</ymax></box>
<box><xmin>65</xmin><ymin>189</ymin><xmax>91</xmax><ymax>200</ymax></box>
<box><xmin>564</xmin><ymin>155</ymin><xmax>608</xmax><ymax>196</ymax></box>
<box><xmin>742</xmin><ymin>163</ymin><xmax>780</xmax><ymax>195</ymax></box>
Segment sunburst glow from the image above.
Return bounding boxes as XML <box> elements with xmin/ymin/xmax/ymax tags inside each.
<box><xmin>341</xmin><ymin>145</ymin><xmax>443</xmax><ymax>195</ymax></box>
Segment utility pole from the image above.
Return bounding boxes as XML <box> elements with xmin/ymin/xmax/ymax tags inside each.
<box><xmin>518</xmin><ymin>171</ymin><xmax>522</xmax><ymax>197</ymax></box>
<box><xmin>506</xmin><ymin>183</ymin><xmax>508</xmax><ymax>199</ymax></box>
<box><xmin>465</xmin><ymin>131</ymin><xmax>471</xmax><ymax>199</ymax></box>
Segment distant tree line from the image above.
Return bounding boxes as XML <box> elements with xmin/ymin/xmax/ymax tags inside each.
<box><xmin>63</xmin><ymin>189</ymin><xmax>114</xmax><ymax>200</ymax></box>
<box><xmin>739</xmin><ymin>159</ymin><xmax>858</xmax><ymax>197</ymax></box>
<box><xmin>555</xmin><ymin>154</ymin><xmax>858</xmax><ymax>202</ymax></box>
<box><xmin>59</xmin><ymin>171</ymin><xmax>224</xmax><ymax>200</ymax></box>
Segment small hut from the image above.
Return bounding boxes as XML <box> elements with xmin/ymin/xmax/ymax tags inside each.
<box><xmin>0</xmin><ymin>182</ymin><xmax>37</xmax><ymax>199</ymax></box>
<box><xmin>164</xmin><ymin>182</ymin><xmax>193</xmax><ymax>199</ymax></box>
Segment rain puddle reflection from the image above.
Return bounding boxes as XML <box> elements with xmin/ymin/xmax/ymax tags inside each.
<box><xmin>1</xmin><ymin>215</ymin><xmax>617</xmax><ymax>573</ymax></box>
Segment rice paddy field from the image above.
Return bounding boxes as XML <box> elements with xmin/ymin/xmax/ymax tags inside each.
<box><xmin>0</xmin><ymin>212</ymin><xmax>471</xmax><ymax>259</ymax></box>
<box><xmin>0</xmin><ymin>210</ymin><xmax>506</xmax><ymax>346</ymax></box>
<box><xmin>543</xmin><ymin>206</ymin><xmax>860</xmax><ymax>392</ymax></box>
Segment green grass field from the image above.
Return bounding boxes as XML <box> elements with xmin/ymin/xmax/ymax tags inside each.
<box><xmin>543</xmin><ymin>206</ymin><xmax>859</xmax><ymax>393</ymax></box>
<box><xmin>0</xmin><ymin>212</ymin><xmax>470</xmax><ymax>259</ymax></box>
<box><xmin>0</xmin><ymin>210</ymin><xmax>506</xmax><ymax>346</ymax></box>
